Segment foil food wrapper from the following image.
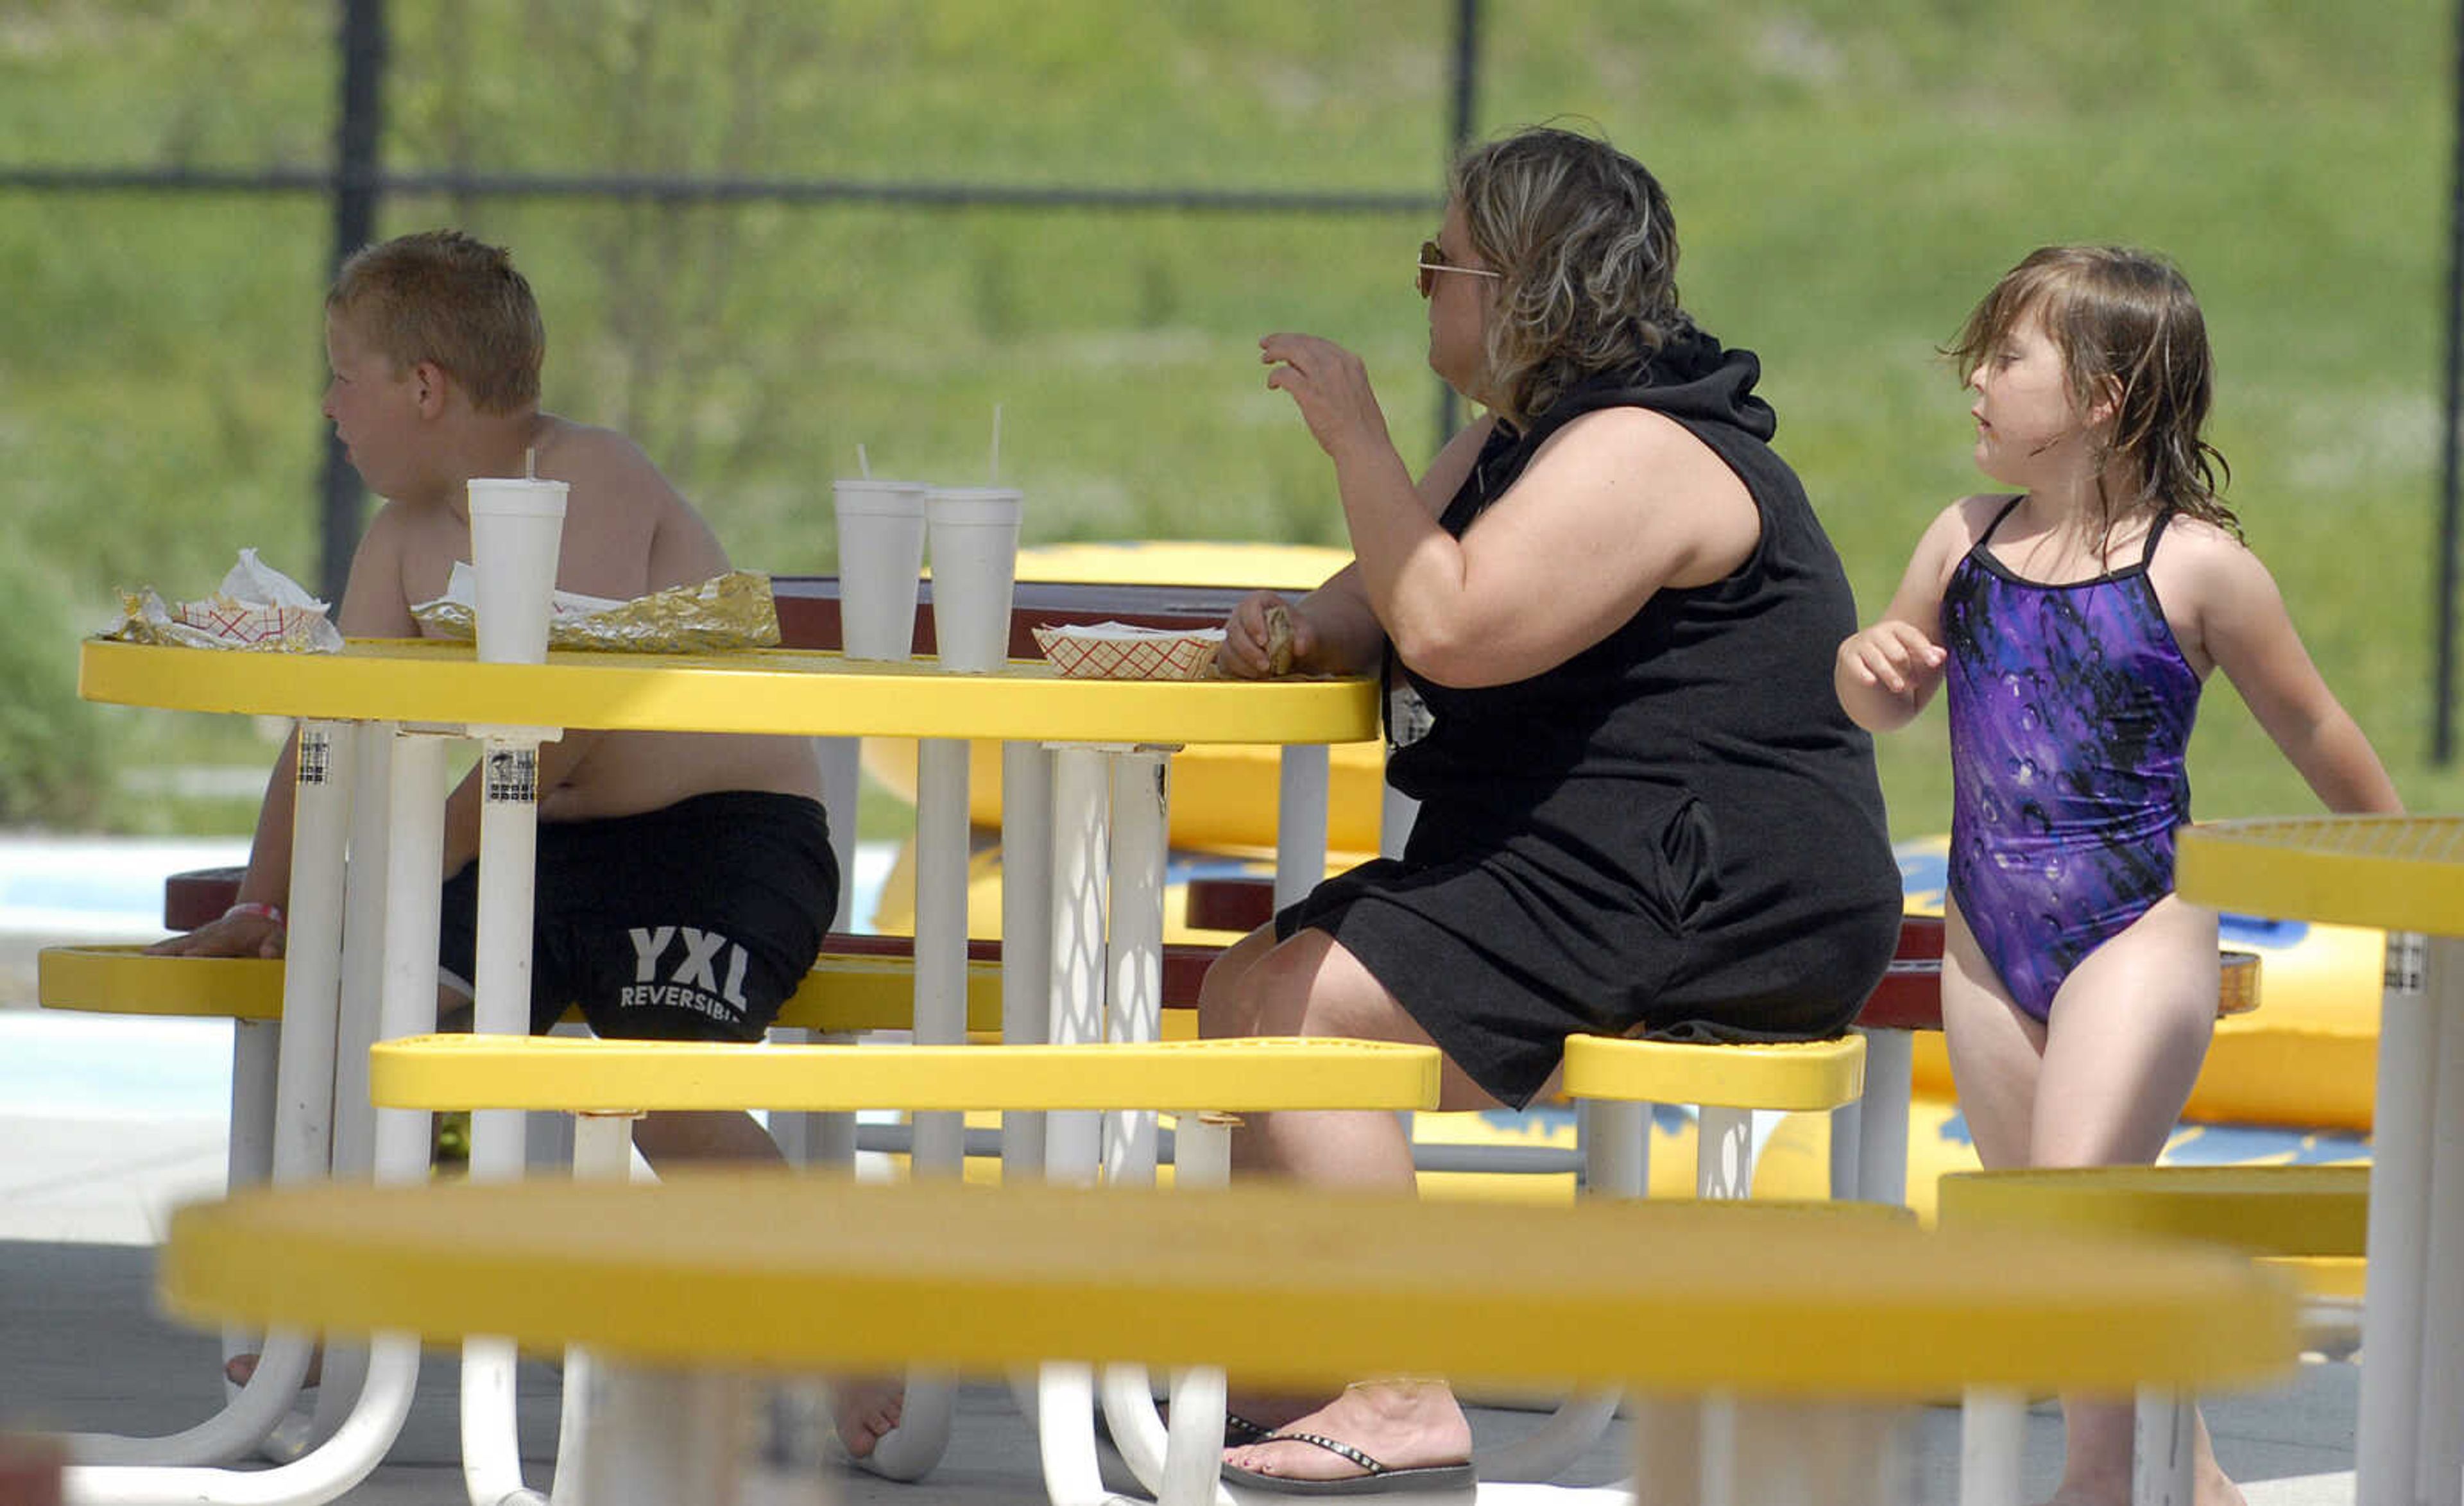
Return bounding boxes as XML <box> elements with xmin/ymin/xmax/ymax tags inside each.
<box><xmin>106</xmin><ymin>549</ymin><xmax>343</xmax><ymax>653</ymax></box>
<box><xmin>411</xmin><ymin>565</ymin><xmax>781</xmax><ymax>653</ymax></box>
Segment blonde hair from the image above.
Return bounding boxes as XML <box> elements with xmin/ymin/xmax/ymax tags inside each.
<box><xmin>326</xmin><ymin>230</ymin><xmax>544</xmax><ymax>415</ymax></box>
<box><xmin>1948</xmin><ymin>244</ymin><xmax>2238</xmax><ymax>542</ymax></box>
<box><xmin>1451</xmin><ymin>125</ymin><xmax>1690</xmax><ymax>430</ymax></box>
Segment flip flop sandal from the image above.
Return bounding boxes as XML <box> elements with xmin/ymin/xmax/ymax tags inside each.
<box><xmin>1224</xmin><ymin>1412</ymin><xmax>1278</xmax><ymax>1447</ymax></box>
<box><xmin>1219</xmin><ymin>1430</ymin><xmax>1476</xmax><ymax>1496</ymax></box>
<box><xmin>1105</xmin><ymin>1405</ymin><xmax>1279</xmax><ymax>1451</ymax></box>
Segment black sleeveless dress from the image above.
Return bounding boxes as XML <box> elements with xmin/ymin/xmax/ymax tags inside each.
<box><xmin>1278</xmin><ymin>330</ymin><xmax>1902</xmax><ymax>1108</ymax></box>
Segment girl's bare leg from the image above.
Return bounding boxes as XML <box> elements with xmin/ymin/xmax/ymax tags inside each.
<box><xmin>1938</xmin><ymin>900</ymin><xmax>2049</xmax><ymax>1173</ymax></box>
<box><xmin>2031</xmin><ymin>898</ymin><xmax>2242</xmax><ymax>1506</ymax></box>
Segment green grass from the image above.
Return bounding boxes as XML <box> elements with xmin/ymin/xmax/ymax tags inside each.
<box><xmin>3</xmin><ymin>0</ymin><xmax>2458</xmax><ymax>837</ymax></box>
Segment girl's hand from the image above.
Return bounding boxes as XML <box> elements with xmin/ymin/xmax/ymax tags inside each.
<box><xmin>1260</xmin><ymin>333</ymin><xmax>1394</xmax><ymax>465</ymax></box>
<box><xmin>1837</xmin><ymin>621</ymin><xmax>1946</xmax><ymax>697</ymax></box>
<box><xmin>1215</xmin><ymin>592</ymin><xmax>1319</xmax><ymax>680</ymax></box>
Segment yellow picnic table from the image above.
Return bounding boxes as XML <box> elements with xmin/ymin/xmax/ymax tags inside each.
<box><xmin>67</xmin><ymin>635</ymin><xmax>1376</xmax><ymax>1500</ymax></box>
<box><xmin>157</xmin><ymin>1170</ymin><xmax>2300</xmax><ymax>1506</ymax></box>
<box><xmin>2175</xmin><ymin>814</ymin><xmax>2464</xmax><ymax>1506</ymax></box>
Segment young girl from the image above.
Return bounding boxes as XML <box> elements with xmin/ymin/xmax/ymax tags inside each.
<box><xmin>1836</xmin><ymin>244</ymin><xmax>2403</xmax><ymax>1506</ymax></box>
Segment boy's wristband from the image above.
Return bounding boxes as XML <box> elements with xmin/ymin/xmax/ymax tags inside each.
<box><xmin>224</xmin><ymin>901</ymin><xmax>286</xmax><ymax>931</ymax></box>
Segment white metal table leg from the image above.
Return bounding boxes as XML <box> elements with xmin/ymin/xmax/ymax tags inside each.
<box><xmin>64</xmin><ymin>724</ymin><xmax>436</xmax><ymax>1503</ymax></box>
<box><xmin>1851</xmin><ymin>1027</ymin><xmax>1913</xmax><ymax>1206</ymax></box>
<box><xmin>2358</xmin><ymin>932</ymin><xmax>2437</xmax><ymax>1506</ymax></box>
<box><xmin>2415</xmin><ymin>934</ymin><xmax>2464</xmax><ymax>1506</ymax></box>
<box><xmin>1002</xmin><ymin>742</ymin><xmax>1055</xmax><ymax>1181</ymax></box>
<box><xmin>65</xmin><ymin>721</ymin><xmax>353</xmax><ymax>1467</ymax></box>
<box><xmin>1273</xmin><ymin>744</ymin><xmax>1329</xmax><ymax>910</ymax></box>
<box><xmin>461</xmin><ymin>727</ymin><xmax>558</xmax><ymax>1506</ymax></box>
<box><xmin>1047</xmin><ymin>746</ymin><xmax>1111</xmax><ymax>1175</ymax></box>
<box><xmin>2132</xmin><ymin>1390</ymin><xmax>2194</xmax><ymax>1506</ymax></box>
<box><xmin>1958</xmin><ymin>1389</ymin><xmax>2025</xmax><ymax>1506</ymax></box>
<box><xmin>64</xmin><ymin>1341</ymin><xmax>425</xmax><ymax>1506</ymax></box>
<box><xmin>1105</xmin><ymin>749</ymin><xmax>1170</xmax><ymax>1183</ymax></box>
<box><xmin>296</xmin><ymin>726</ymin><xmax>396</xmax><ymax>1448</ymax></box>
<box><xmin>567</xmin><ymin>1363</ymin><xmax>749</xmax><ymax>1506</ymax></box>
<box><xmin>1697</xmin><ymin>1106</ymin><xmax>1754</xmax><ymax>1199</ymax></box>
<box><xmin>852</xmin><ymin>737</ymin><xmax>967</xmax><ymax>1484</ymax></box>
<box><xmin>1722</xmin><ymin>1401</ymin><xmax>1903</xmax><ymax>1506</ymax></box>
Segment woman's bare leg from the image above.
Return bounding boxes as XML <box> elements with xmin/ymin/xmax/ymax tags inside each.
<box><xmin>1201</xmin><ymin>927</ymin><xmax>1487</xmax><ymax>1480</ymax></box>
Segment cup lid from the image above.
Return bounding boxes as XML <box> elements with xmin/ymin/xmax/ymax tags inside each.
<box><xmin>927</xmin><ymin>487</ymin><xmax>1023</xmax><ymax>524</ymax></box>
<box><xmin>466</xmin><ymin>477</ymin><xmax>569</xmax><ymax>517</ymax></box>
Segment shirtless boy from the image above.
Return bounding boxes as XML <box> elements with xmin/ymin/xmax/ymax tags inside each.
<box><xmin>152</xmin><ymin>230</ymin><xmax>835</xmax><ymax>1166</ymax></box>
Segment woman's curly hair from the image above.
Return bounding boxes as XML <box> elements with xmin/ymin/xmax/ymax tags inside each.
<box><xmin>1452</xmin><ymin>126</ymin><xmax>1691</xmax><ymax>429</ymax></box>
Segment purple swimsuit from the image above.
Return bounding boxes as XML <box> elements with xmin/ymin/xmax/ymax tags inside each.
<box><xmin>1943</xmin><ymin>499</ymin><xmax>2202</xmax><ymax>1020</ymax></box>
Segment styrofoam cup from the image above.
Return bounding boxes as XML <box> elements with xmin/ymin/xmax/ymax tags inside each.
<box><xmin>833</xmin><ymin>479</ymin><xmax>929</xmax><ymax>661</ymax></box>
<box><xmin>925</xmin><ymin>486</ymin><xmax>1023</xmax><ymax>674</ymax></box>
<box><xmin>467</xmin><ymin>477</ymin><xmax>569</xmax><ymax>665</ymax></box>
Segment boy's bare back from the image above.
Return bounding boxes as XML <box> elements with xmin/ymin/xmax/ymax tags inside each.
<box><xmin>346</xmin><ymin>412</ymin><xmax>820</xmax><ymax>823</ymax></box>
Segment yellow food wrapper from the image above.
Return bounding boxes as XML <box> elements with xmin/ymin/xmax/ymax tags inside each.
<box><xmin>411</xmin><ymin>565</ymin><xmax>781</xmax><ymax>653</ymax></box>
<box><xmin>105</xmin><ymin>549</ymin><xmax>343</xmax><ymax>653</ymax></box>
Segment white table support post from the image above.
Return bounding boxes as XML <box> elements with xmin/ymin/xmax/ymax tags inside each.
<box><xmin>771</xmin><ymin>735</ymin><xmax>867</xmax><ymax>1168</ymax></box>
<box><xmin>1274</xmin><ymin>744</ymin><xmax>1330</xmax><ymax>910</ymax></box>
<box><xmin>1047</xmin><ymin>746</ymin><xmax>1112</xmax><ymax>1184</ymax></box>
<box><xmin>2413</xmin><ymin>932</ymin><xmax>2464</xmax><ymax>1505</ymax></box>
<box><xmin>568</xmin><ymin>1365</ymin><xmax>749</xmax><ymax>1506</ymax></box>
<box><xmin>294</xmin><ymin>725</ymin><xmax>397</xmax><ymax>1453</ymax></box>
<box><xmin>859</xmin><ymin>737</ymin><xmax>965</xmax><ymax>1485</ymax></box>
<box><xmin>2132</xmin><ymin>1390</ymin><xmax>2195</xmax><ymax>1506</ymax></box>
<box><xmin>464</xmin><ymin>726</ymin><xmax>561</xmax><ymax>1506</ymax></box>
<box><xmin>63</xmin><ymin>722</ymin><xmax>351</xmax><ymax>1471</ymax></box>
<box><xmin>911</xmin><ymin>737</ymin><xmax>972</xmax><ymax>1172</ymax></box>
<box><xmin>1104</xmin><ymin>749</ymin><xmax>1170</xmax><ymax>1183</ymax></box>
<box><xmin>2357</xmin><ymin>931</ymin><xmax>2437</xmax><ymax>1506</ymax></box>
<box><xmin>64</xmin><ymin>722</ymin><xmax>434</xmax><ymax>1506</ymax></box>
<box><xmin>1002</xmin><ymin>741</ymin><xmax>1056</xmax><ymax>1182</ymax></box>
<box><xmin>1957</xmin><ymin>1389</ymin><xmax>2026</xmax><ymax>1506</ymax></box>
<box><xmin>1722</xmin><ymin>1401</ymin><xmax>1906</xmax><ymax>1506</ymax></box>
<box><xmin>1833</xmin><ymin>1026</ymin><xmax>1913</xmax><ymax>1204</ymax></box>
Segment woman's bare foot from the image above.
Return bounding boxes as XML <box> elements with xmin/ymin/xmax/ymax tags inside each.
<box><xmin>2035</xmin><ymin>1467</ymin><xmax>2245</xmax><ymax>1506</ymax></box>
<box><xmin>1221</xmin><ymin>1378</ymin><xmax>1473</xmax><ymax>1486</ymax></box>
<box><xmin>832</xmin><ymin>1378</ymin><xmax>903</xmax><ymax>1460</ymax></box>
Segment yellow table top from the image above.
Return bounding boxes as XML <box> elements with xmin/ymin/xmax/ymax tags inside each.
<box><xmin>2177</xmin><ymin>815</ymin><xmax>2464</xmax><ymax>937</ymax></box>
<box><xmin>161</xmin><ymin>1172</ymin><xmax>2298</xmax><ymax>1399</ymax></box>
<box><xmin>79</xmin><ymin>637</ymin><xmax>1378</xmax><ymax>746</ymax></box>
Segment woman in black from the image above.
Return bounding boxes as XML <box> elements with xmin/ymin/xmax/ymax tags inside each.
<box><xmin>1204</xmin><ymin>126</ymin><xmax>1902</xmax><ymax>1492</ymax></box>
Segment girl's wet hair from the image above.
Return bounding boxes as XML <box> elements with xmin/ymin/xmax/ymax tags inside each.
<box><xmin>1949</xmin><ymin>244</ymin><xmax>2239</xmax><ymax>541</ymax></box>
<box><xmin>1452</xmin><ymin>124</ymin><xmax>1690</xmax><ymax>429</ymax></box>
<box><xmin>327</xmin><ymin>230</ymin><xmax>545</xmax><ymax>415</ymax></box>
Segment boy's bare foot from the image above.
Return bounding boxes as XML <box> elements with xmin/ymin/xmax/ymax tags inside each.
<box><xmin>224</xmin><ymin>1348</ymin><xmax>322</xmax><ymax>1388</ymax></box>
<box><xmin>1220</xmin><ymin>1378</ymin><xmax>1473</xmax><ymax>1488</ymax></box>
<box><xmin>832</xmin><ymin>1379</ymin><xmax>903</xmax><ymax>1460</ymax></box>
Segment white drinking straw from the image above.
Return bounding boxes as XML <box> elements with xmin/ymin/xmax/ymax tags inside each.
<box><xmin>857</xmin><ymin>444</ymin><xmax>872</xmax><ymax>479</ymax></box>
<box><xmin>523</xmin><ymin>446</ymin><xmax>537</xmax><ymax>480</ymax></box>
<box><xmin>989</xmin><ymin>403</ymin><xmax>1004</xmax><ymax>484</ymax></box>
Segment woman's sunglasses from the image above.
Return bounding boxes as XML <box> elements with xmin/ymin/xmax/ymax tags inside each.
<box><xmin>1417</xmin><ymin>240</ymin><xmax>1502</xmax><ymax>298</ymax></box>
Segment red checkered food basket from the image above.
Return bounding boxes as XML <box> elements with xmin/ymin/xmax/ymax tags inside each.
<box><xmin>1031</xmin><ymin>621</ymin><xmax>1225</xmax><ymax>680</ymax></box>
